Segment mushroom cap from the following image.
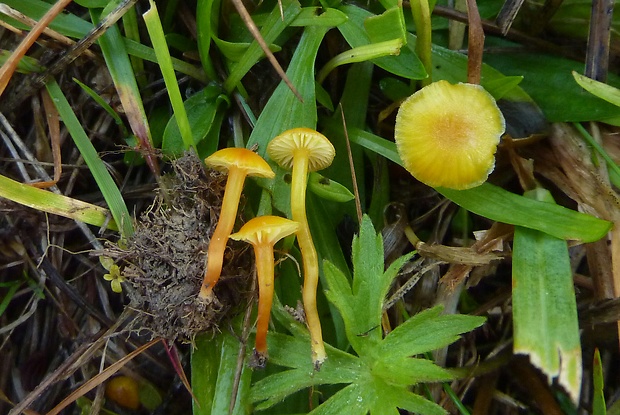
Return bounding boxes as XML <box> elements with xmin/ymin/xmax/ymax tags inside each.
<box><xmin>229</xmin><ymin>216</ymin><xmax>299</xmax><ymax>246</ymax></box>
<box><xmin>394</xmin><ymin>81</ymin><xmax>505</xmax><ymax>190</ymax></box>
<box><xmin>205</xmin><ymin>148</ymin><xmax>275</xmax><ymax>178</ymax></box>
<box><xmin>267</xmin><ymin>128</ymin><xmax>335</xmax><ymax>172</ymax></box>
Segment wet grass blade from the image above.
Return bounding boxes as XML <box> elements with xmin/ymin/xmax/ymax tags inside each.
<box><xmin>91</xmin><ymin>6</ymin><xmax>159</xmax><ymax>176</ymax></box>
<box><xmin>0</xmin><ymin>173</ymin><xmax>118</xmax><ymax>231</ymax></box>
<box><xmin>143</xmin><ymin>0</ymin><xmax>195</xmax><ymax>152</ymax></box>
<box><xmin>512</xmin><ymin>188</ymin><xmax>582</xmax><ymax>404</ymax></box>
<box><xmin>45</xmin><ymin>79</ymin><xmax>131</xmax><ymax>236</ymax></box>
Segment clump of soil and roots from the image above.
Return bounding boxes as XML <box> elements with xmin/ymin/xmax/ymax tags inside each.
<box><xmin>105</xmin><ymin>153</ymin><xmax>253</xmax><ymax>343</ymax></box>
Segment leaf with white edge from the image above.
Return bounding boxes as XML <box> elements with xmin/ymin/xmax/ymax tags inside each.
<box><xmin>512</xmin><ymin>188</ymin><xmax>583</xmax><ymax>405</ymax></box>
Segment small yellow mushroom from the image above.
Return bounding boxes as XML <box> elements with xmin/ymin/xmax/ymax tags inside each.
<box><xmin>199</xmin><ymin>148</ymin><xmax>275</xmax><ymax>299</ymax></box>
<box><xmin>394</xmin><ymin>80</ymin><xmax>506</xmax><ymax>190</ymax></box>
<box><xmin>267</xmin><ymin>128</ymin><xmax>335</xmax><ymax>369</ymax></box>
<box><xmin>229</xmin><ymin>216</ymin><xmax>299</xmax><ymax>366</ymax></box>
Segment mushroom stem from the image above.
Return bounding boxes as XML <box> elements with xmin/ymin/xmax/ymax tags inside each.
<box><xmin>290</xmin><ymin>153</ymin><xmax>327</xmax><ymax>368</ymax></box>
<box><xmin>199</xmin><ymin>168</ymin><xmax>246</xmax><ymax>299</ymax></box>
<box><xmin>253</xmin><ymin>243</ymin><xmax>275</xmax><ymax>357</ymax></box>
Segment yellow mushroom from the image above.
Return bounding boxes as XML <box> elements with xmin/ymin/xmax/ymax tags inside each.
<box><xmin>267</xmin><ymin>127</ymin><xmax>335</xmax><ymax>369</ymax></box>
<box><xmin>199</xmin><ymin>148</ymin><xmax>275</xmax><ymax>299</ymax></box>
<box><xmin>394</xmin><ymin>80</ymin><xmax>506</xmax><ymax>190</ymax></box>
<box><xmin>229</xmin><ymin>215</ymin><xmax>299</xmax><ymax>366</ymax></box>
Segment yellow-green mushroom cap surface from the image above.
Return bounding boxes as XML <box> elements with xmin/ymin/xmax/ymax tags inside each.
<box><xmin>267</xmin><ymin>127</ymin><xmax>335</xmax><ymax>172</ymax></box>
<box><xmin>394</xmin><ymin>80</ymin><xmax>506</xmax><ymax>190</ymax></box>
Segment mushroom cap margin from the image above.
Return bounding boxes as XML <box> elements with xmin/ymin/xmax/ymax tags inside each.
<box><xmin>229</xmin><ymin>216</ymin><xmax>299</xmax><ymax>246</ymax></box>
<box><xmin>205</xmin><ymin>148</ymin><xmax>275</xmax><ymax>178</ymax></box>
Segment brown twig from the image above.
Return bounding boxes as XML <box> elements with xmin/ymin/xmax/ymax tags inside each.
<box><xmin>229</xmin><ymin>0</ymin><xmax>302</xmax><ymax>102</ymax></box>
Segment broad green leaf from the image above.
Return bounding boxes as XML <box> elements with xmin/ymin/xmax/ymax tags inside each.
<box><xmin>191</xmin><ymin>333</ymin><xmax>220</xmax><ymax>415</ymax></box>
<box><xmin>308</xmin><ymin>172</ymin><xmax>355</xmax><ymax>203</ymax></box>
<box><xmin>338</xmin><ymin>4</ymin><xmax>426</xmax><ymax>80</ymax></box>
<box><xmin>211</xmin><ymin>331</ymin><xmax>252</xmax><ymax>415</ymax></box>
<box><xmin>345</xmin><ymin>129</ymin><xmax>612</xmax><ymax>242</ymax></box>
<box><xmin>289</xmin><ymin>7</ymin><xmax>348</xmax><ymax>27</ymax></box>
<box><xmin>46</xmin><ymin>80</ymin><xmax>130</xmax><ymax>235</ymax></box>
<box><xmin>364</xmin><ymin>6</ymin><xmax>407</xmax><ymax>43</ymax></box>
<box><xmin>484</xmin><ymin>52</ymin><xmax>620</xmax><ymax>124</ymax></box>
<box><xmin>513</xmin><ymin>188</ymin><xmax>582</xmax><ymax>405</ymax></box>
<box><xmin>162</xmin><ymin>85</ymin><xmax>229</xmax><ymax>157</ymax></box>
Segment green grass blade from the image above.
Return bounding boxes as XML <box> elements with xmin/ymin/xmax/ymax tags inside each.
<box><xmin>593</xmin><ymin>348</ymin><xmax>606</xmax><ymax>415</ymax></box>
<box><xmin>143</xmin><ymin>0</ymin><xmax>195</xmax><ymax>152</ymax></box>
<box><xmin>0</xmin><ymin>173</ymin><xmax>118</xmax><ymax>231</ymax></box>
<box><xmin>512</xmin><ymin>188</ymin><xmax>582</xmax><ymax>404</ymax></box>
<box><xmin>91</xmin><ymin>7</ymin><xmax>157</xmax><ymax>173</ymax></box>
<box><xmin>346</xmin><ymin>129</ymin><xmax>612</xmax><ymax>242</ymax></box>
<box><xmin>438</xmin><ymin>184</ymin><xmax>611</xmax><ymax>243</ymax></box>
<box><xmin>45</xmin><ymin>80</ymin><xmax>131</xmax><ymax>236</ymax></box>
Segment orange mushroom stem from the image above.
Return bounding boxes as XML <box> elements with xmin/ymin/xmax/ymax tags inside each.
<box><xmin>267</xmin><ymin>128</ymin><xmax>335</xmax><ymax>369</ymax></box>
<box><xmin>199</xmin><ymin>148</ymin><xmax>274</xmax><ymax>300</ymax></box>
<box><xmin>229</xmin><ymin>216</ymin><xmax>299</xmax><ymax>366</ymax></box>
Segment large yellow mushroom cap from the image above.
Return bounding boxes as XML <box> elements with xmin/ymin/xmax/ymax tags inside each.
<box><xmin>394</xmin><ymin>80</ymin><xmax>506</xmax><ymax>190</ymax></box>
<box><xmin>267</xmin><ymin>128</ymin><xmax>335</xmax><ymax>172</ymax></box>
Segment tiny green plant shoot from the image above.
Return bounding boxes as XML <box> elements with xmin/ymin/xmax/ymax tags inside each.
<box><xmin>251</xmin><ymin>216</ymin><xmax>485</xmax><ymax>415</ymax></box>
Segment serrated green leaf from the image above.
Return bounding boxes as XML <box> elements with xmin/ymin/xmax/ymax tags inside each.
<box><xmin>380</xmin><ymin>306</ymin><xmax>485</xmax><ymax>358</ymax></box>
<box><xmin>372</xmin><ymin>357</ymin><xmax>454</xmax><ymax>385</ymax></box>
<box><xmin>513</xmin><ymin>188</ymin><xmax>582</xmax><ymax>405</ymax></box>
<box><xmin>308</xmin><ymin>383</ymin><xmax>368</xmax><ymax>415</ymax></box>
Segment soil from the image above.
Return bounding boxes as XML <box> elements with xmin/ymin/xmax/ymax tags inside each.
<box><xmin>104</xmin><ymin>152</ymin><xmax>254</xmax><ymax>343</ymax></box>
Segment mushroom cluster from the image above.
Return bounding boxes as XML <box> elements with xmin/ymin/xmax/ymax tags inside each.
<box><xmin>199</xmin><ymin>148</ymin><xmax>275</xmax><ymax>300</ymax></box>
<box><xmin>199</xmin><ymin>128</ymin><xmax>335</xmax><ymax>369</ymax></box>
<box><xmin>394</xmin><ymin>80</ymin><xmax>505</xmax><ymax>190</ymax></box>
